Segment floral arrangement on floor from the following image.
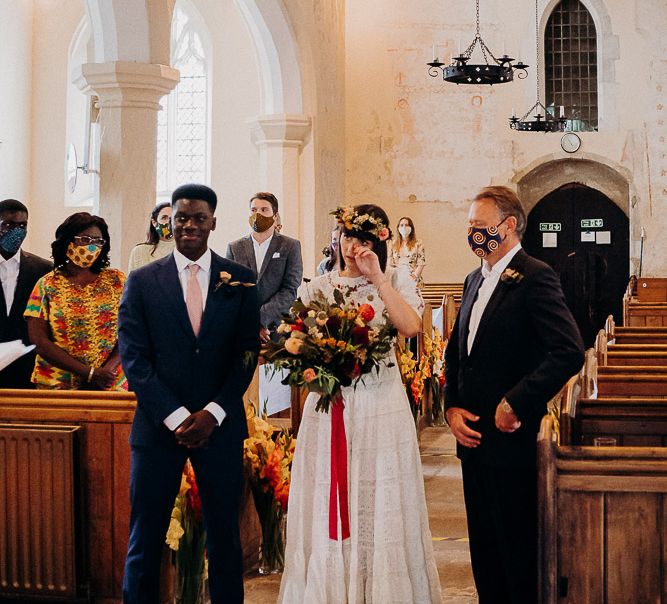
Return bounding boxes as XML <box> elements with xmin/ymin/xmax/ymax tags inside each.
<box><xmin>423</xmin><ymin>328</ymin><xmax>446</xmax><ymax>425</ymax></box>
<box><xmin>398</xmin><ymin>345</ymin><xmax>423</xmax><ymax>425</ymax></box>
<box><xmin>166</xmin><ymin>460</ymin><xmax>207</xmax><ymax>604</ymax></box>
<box><xmin>244</xmin><ymin>403</ymin><xmax>296</xmax><ymax>573</ymax></box>
<box><xmin>263</xmin><ymin>288</ymin><xmax>397</xmax><ymax>413</ymax></box>
<box><xmin>398</xmin><ymin>328</ymin><xmax>447</xmax><ymax>427</ymax></box>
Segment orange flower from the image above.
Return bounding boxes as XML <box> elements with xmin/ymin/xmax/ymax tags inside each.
<box><xmin>358</xmin><ymin>303</ymin><xmax>375</xmax><ymax>322</ymax></box>
<box><xmin>303</xmin><ymin>368</ymin><xmax>317</xmax><ymax>383</ymax></box>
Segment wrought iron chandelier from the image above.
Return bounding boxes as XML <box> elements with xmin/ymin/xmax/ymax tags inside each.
<box><xmin>509</xmin><ymin>0</ymin><xmax>567</xmax><ymax>131</ymax></box>
<box><xmin>427</xmin><ymin>0</ymin><xmax>528</xmax><ymax>85</ymax></box>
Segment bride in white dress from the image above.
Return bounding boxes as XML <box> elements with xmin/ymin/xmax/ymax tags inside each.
<box><xmin>278</xmin><ymin>204</ymin><xmax>442</xmax><ymax>604</ymax></box>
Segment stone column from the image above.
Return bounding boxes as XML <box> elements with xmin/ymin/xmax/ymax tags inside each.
<box><xmin>74</xmin><ymin>61</ymin><xmax>179</xmax><ymax>270</ymax></box>
<box><xmin>249</xmin><ymin>114</ymin><xmax>312</xmax><ymax>242</ymax></box>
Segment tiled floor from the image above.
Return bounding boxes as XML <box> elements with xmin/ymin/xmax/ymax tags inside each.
<box><xmin>243</xmin><ymin>426</ymin><xmax>477</xmax><ymax>603</ymax></box>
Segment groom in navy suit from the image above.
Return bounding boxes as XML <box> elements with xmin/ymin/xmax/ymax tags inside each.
<box><xmin>445</xmin><ymin>186</ymin><xmax>583</xmax><ymax>604</ymax></box>
<box><xmin>119</xmin><ymin>184</ymin><xmax>260</xmax><ymax>604</ymax></box>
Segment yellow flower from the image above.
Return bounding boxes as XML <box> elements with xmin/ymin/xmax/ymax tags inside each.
<box><xmin>166</xmin><ymin>515</ymin><xmax>185</xmax><ymax>551</ymax></box>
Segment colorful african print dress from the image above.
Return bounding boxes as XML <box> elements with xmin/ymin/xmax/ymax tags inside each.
<box><xmin>24</xmin><ymin>268</ymin><xmax>128</xmax><ymax>390</ymax></box>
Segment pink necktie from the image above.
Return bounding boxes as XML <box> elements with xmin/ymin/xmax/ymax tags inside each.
<box><xmin>186</xmin><ymin>264</ymin><xmax>203</xmax><ymax>336</ymax></box>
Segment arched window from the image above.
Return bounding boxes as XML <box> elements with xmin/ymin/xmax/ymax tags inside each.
<box><xmin>157</xmin><ymin>2</ymin><xmax>210</xmax><ymax>197</ymax></box>
<box><xmin>545</xmin><ymin>0</ymin><xmax>598</xmax><ymax>131</ymax></box>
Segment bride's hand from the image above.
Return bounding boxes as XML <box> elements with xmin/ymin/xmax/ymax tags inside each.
<box><xmin>354</xmin><ymin>247</ymin><xmax>383</xmax><ymax>282</ymax></box>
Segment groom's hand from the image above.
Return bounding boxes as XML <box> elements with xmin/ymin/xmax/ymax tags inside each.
<box><xmin>175</xmin><ymin>410</ymin><xmax>218</xmax><ymax>448</ymax></box>
<box><xmin>446</xmin><ymin>407</ymin><xmax>481</xmax><ymax>448</ymax></box>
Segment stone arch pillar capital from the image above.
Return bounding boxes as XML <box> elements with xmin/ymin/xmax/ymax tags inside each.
<box><xmin>249</xmin><ymin>114</ymin><xmax>312</xmax><ymax>149</ymax></box>
<box><xmin>73</xmin><ymin>61</ymin><xmax>179</xmax><ymax>109</ymax></box>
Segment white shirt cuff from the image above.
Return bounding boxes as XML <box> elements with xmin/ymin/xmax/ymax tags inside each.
<box><xmin>204</xmin><ymin>402</ymin><xmax>226</xmax><ymax>426</ymax></box>
<box><xmin>164</xmin><ymin>406</ymin><xmax>191</xmax><ymax>431</ymax></box>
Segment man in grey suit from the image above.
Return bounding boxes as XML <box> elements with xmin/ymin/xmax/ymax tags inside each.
<box><xmin>225</xmin><ymin>192</ymin><xmax>302</xmax><ymax>343</ymax></box>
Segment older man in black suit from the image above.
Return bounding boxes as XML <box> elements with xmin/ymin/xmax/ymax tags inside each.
<box><xmin>0</xmin><ymin>199</ymin><xmax>51</xmax><ymax>388</ymax></box>
<box><xmin>445</xmin><ymin>186</ymin><xmax>584</xmax><ymax>604</ymax></box>
<box><xmin>225</xmin><ymin>192</ymin><xmax>302</xmax><ymax>344</ymax></box>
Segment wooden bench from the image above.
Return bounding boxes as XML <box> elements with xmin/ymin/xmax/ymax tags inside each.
<box><xmin>538</xmin><ymin>415</ymin><xmax>667</xmax><ymax>604</ymax></box>
<box><xmin>420</xmin><ymin>283</ymin><xmax>462</xmax><ymax>340</ymax></box>
<box><xmin>0</xmin><ymin>388</ymin><xmax>264</xmax><ymax>603</ymax></box>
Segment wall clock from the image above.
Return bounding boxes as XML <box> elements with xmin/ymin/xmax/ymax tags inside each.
<box><xmin>561</xmin><ymin>132</ymin><xmax>581</xmax><ymax>154</ymax></box>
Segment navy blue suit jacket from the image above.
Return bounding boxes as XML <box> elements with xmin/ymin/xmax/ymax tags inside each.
<box><xmin>444</xmin><ymin>249</ymin><xmax>584</xmax><ymax>468</ymax></box>
<box><xmin>118</xmin><ymin>251</ymin><xmax>260</xmax><ymax>447</ymax></box>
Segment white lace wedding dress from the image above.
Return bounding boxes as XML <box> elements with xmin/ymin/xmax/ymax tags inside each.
<box><xmin>278</xmin><ymin>268</ymin><xmax>442</xmax><ymax>604</ymax></box>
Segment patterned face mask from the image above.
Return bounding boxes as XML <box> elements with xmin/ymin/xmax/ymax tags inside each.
<box><xmin>0</xmin><ymin>227</ymin><xmax>27</xmax><ymax>255</ymax></box>
<box><xmin>467</xmin><ymin>218</ymin><xmax>507</xmax><ymax>258</ymax></box>
<box><xmin>154</xmin><ymin>221</ymin><xmax>173</xmax><ymax>240</ymax></box>
<box><xmin>66</xmin><ymin>242</ymin><xmax>102</xmax><ymax>268</ymax></box>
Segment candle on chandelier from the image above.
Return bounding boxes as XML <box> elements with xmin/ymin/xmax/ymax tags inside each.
<box><xmin>432</xmin><ymin>44</ymin><xmax>436</xmax><ymax>61</ymax></box>
<box><xmin>512</xmin><ymin>108</ymin><xmax>516</xmax><ymax>118</ymax></box>
<box><xmin>559</xmin><ymin>105</ymin><xmax>565</xmax><ymax>118</ymax></box>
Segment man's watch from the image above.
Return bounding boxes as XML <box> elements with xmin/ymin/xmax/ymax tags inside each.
<box><xmin>500</xmin><ymin>398</ymin><xmax>514</xmax><ymax>414</ymax></box>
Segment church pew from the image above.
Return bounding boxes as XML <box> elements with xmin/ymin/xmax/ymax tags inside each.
<box><xmin>569</xmin><ymin>396</ymin><xmax>667</xmax><ymax>447</ymax></box>
<box><xmin>538</xmin><ymin>415</ymin><xmax>667</xmax><ymax>604</ymax></box>
<box><xmin>597</xmin><ymin>372</ymin><xmax>667</xmax><ymax>397</ymax></box>
<box><xmin>0</xmin><ymin>388</ymin><xmax>263</xmax><ymax>603</ymax></box>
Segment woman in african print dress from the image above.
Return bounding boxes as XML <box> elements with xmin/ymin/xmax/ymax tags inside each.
<box><xmin>25</xmin><ymin>212</ymin><xmax>127</xmax><ymax>391</ymax></box>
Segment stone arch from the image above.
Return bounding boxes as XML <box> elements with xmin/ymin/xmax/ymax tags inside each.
<box><xmin>85</xmin><ymin>0</ymin><xmax>171</xmax><ymax>65</ymax></box>
<box><xmin>233</xmin><ymin>0</ymin><xmax>304</xmax><ymax>114</ymax></box>
<box><xmin>513</xmin><ymin>153</ymin><xmax>632</xmax><ymax>216</ymax></box>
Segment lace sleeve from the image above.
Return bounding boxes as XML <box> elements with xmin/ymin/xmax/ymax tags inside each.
<box><xmin>390</xmin><ymin>265</ymin><xmax>425</xmax><ymax>317</ymax></box>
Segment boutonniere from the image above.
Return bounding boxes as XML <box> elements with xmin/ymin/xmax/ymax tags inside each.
<box><xmin>500</xmin><ymin>268</ymin><xmax>524</xmax><ymax>283</ymax></box>
<box><xmin>214</xmin><ymin>270</ymin><xmax>256</xmax><ymax>292</ymax></box>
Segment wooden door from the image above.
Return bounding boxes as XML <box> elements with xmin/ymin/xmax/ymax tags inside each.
<box><xmin>523</xmin><ymin>184</ymin><xmax>629</xmax><ymax>347</ymax></box>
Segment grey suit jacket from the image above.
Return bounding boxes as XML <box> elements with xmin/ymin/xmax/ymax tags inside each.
<box><xmin>225</xmin><ymin>233</ymin><xmax>302</xmax><ymax>330</ymax></box>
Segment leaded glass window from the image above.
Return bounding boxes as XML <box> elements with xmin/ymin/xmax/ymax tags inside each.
<box><xmin>545</xmin><ymin>0</ymin><xmax>598</xmax><ymax>131</ymax></box>
<box><xmin>157</xmin><ymin>4</ymin><xmax>209</xmax><ymax>196</ymax></box>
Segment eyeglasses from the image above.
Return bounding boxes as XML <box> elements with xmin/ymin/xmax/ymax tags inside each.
<box><xmin>73</xmin><ymin>235</ymin><xmax>106</xmax><ymax>247</ymax></box>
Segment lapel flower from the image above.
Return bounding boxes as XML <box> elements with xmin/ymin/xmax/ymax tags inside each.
<box><xmin>500</xmin><ymin>268</ymin><xmax>524</xmax><ymax>284</ymax></box>
<box><xmin>214</xmin><ymin>270</ymin><xmax>256</xmax><ymax>292</ymax></box>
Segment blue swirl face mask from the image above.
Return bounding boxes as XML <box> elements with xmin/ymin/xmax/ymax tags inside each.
<box><xmin>467</xmin><ymin>218</ymin><xmax>507</xmax><ymax>258</ymax></box>
<box><xmin>0</xmin><ymin>227</ymin><xmax>27</xmax><ymax>256</ymax></box>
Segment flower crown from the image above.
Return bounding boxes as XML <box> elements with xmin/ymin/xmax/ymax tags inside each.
<box><xmin>331</xmin><ymin>206</ymin><xmax>391</xmax><ymax>242</ymax></box>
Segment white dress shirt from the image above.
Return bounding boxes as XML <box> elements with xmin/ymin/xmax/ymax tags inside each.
<box><xmin>467</xmin><ymin>243</ymin><xmax>522</xmax><ymax>354</ymax></box>
<box><xmin>0</xmin><ymin>249</ymin><xmax>21</xmax><ymax>315</ymax></box>
<box><xmin>252</xmin><ymin>233</ymin><xmax>274</xmax><ymax>276</ymax></box>
<box><xmin>163</xmin><ymin>247</ymin><xmax>226</xmax><ymax>431</ymax></box>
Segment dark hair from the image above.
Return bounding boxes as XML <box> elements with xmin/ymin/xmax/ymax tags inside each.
<box><xmin>338</xmin><ymin>204</ymin><xmax>390</xmax><ymax>272</ymax></box>
<box><xmin>250</xmin><ymin>192</ymin><xmax>278</xmax><ymax>215</ymax></box>
<box><xmin>0</xmin><ymin>199</ymin><xmax>28</xmax><ymax>217</ymax></box>
<box><xmin>52</xmin><ymin>212</ymin><xmax>111</xmax><ymax>273</ymax></box>
<box><xmin>474</xmin><ymin>186</ymin><xmax>527</xmax><ymax>239</ymax></box>
<box><xmin>322</xmin><ymin>226</ymin><xmax>341</xmax><ymax>272</ymax></box>
<box><xmin>143</xmin><ymin>202</ymin><xmax>171</xmax><ymax>256</ymax></box>
<box><xmin>172</xmin><ymin>184</ymin><xmax>217</xmax><ymax>212</ymax></box>
<box><xmin>393</xmin><ymin>216</ymin><xmax>417</xmax><ymax>252</ymax></box>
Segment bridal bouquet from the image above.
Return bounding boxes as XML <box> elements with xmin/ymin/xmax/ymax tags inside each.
<box><xmin>244</xmin><ymin>404</ymin><xmax>295</xmax><ymax>573</ymax></box>
<box><xmin>263</xmin><ymin>288</ymin><xmax>397</xmax><ymax>413</ymax></box>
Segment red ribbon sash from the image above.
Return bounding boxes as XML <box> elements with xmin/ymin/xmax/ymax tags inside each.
<box><xmin>329</xmin><ymin>394</ymin><xmax>350</xmax><ymax>541</ymax></box>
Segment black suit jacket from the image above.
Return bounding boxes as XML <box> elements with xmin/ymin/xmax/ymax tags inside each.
<box><xmin>444</xmin><ymin>249</ymin><xmax>584</xmax><ymax>468</ymax></box>
<box><xmin>118</xmin><ymin>251</ymin><xmax>260</xmax><ymax>447</ymax></box>
<box><xmin>0</xmin><ymin>250</ymin><xmax>52</xmax><ymax>388</ymax></box>
<box><xmin>225</xmin><ymin>233</ymin><xmax>302</xmax><ymax>330</ymax></box>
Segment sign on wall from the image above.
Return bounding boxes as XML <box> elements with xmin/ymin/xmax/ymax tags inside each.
<box><xmin>581</xmin><ymin>218</ymin><xmax>603</xmax><ymax>228</ymax></box>
<box><xmin>539</xmin><ymin>222</ymin><xmax>561</xmax><ymax>232</ymax></box>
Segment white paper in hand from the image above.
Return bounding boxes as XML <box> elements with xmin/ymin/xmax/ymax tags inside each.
<box><xmin>0</xmin><ymin>340</ymin><xmax>36</xmax><ymax>371</ymax></box>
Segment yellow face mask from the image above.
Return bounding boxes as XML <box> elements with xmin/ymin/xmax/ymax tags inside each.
<box><xmin>66</xmin><ymin>242</ymin><xmax>102</xmax><ymax>268</ymax></box>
